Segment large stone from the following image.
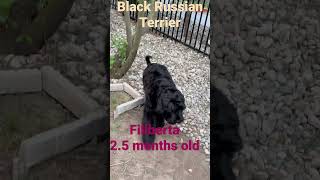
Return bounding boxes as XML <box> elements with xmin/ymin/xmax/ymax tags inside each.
<box><xmin>114</xmin><ymin>97</ymin><xmax>144</xmax><ymax>119</ymax></box>
<box><xmin>18</xmin><ymin>110</ymin><xmax>106</xmax><ymax>170</ymax></box>
<box><xmin>41</xmin><ymin>66</ymin><xmax>100</xmax><ymax>118</ymax></box>
<box><xmin>110</xmin><ymin>83</ymin><xmax>123</xmax><ymax>91</ymax></box>
<box><xmin>57</xmin><ymin>110</ymin><xmax>107</xmax><ymax>153</ymax></box>
<box><xmin>123</xmin><ymin>82</ymin><xmax>141</xmax><ymax>98</ymax></box>
<box><xmin>0</xmin><ymin>69</ymin><xmax>42</xmax><ymax>94</ymax></box>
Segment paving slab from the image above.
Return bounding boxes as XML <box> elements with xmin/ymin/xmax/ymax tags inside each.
<box><xmin>123</xmin><ymin>82</ymin><xmax>141</xmax><ymax>98</ymax></box>
<box><xmin>110</xmin><ymin>83</ymin><xmax>124</xmax><ymax>91</ymax></box>
<box><xmin>41</xmin><ymin>66</ymin><xmax>100</xmax><ymax>118</ymax></box>
<box><xmin>18</xmin><ymin>109</ymin><xmax>107</xmax><ymax>169</ymax></box>
<box><xmin>114</xmin><ymin>97</ymin><xmax>144</xmax><ymax>119</ymax></box>
<box><xmin>0</xmin><ymin>69</ymin><xmax>42</xmax><ymax>94</ymax></box>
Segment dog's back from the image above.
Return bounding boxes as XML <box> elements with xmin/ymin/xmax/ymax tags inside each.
<box><xmin>143</xmin><ymin>56</ymin><xmax>175</xmax><ymax>88</ymax></box>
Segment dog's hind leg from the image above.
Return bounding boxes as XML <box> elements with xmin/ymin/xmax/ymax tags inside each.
<box><xmin>142</xmin><ymin>110</ymin><xmax>156</xmax><ymax>144</ymax></box>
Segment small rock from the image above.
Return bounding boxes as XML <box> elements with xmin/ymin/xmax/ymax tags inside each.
<box><xmin>258</xmin><ymin>22</ymin><xmax>273</xmax><ymax>35</ymax></box>
<box><xmin>204</xmin><ymin>149</ymin><xmax>210</xmax><ymax>155</ymax></box>
<box><xmin>9</xmin><ymin>56</ymin><xmax>26</xmax><ymax>68</ymax></box>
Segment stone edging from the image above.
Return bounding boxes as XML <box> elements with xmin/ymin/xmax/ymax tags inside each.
<box><xmin>0</xmin><ymin>66</ymin><xmax>105</xmax><ymax>180</ymax></box>
<box><xmin>111</xmin><ymin>83</ymin><xmax>144</xmax><ymax>119</ymax></box>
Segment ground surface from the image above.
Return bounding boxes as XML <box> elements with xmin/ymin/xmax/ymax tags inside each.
<box><xmin>28</xmin><ymin>141</ymin><xmax>106</xmax><ymax>180</ymax></box>
<box><xmin>110</xmin><ymin>92</ymin><xmax>133</xmax><ymax>112</ymax></box>
<box><xmin>111</xmin><ymin>9</ymin><xmax>211</xmax><ymax>158</ymax></box>
<box><xmin>212</xmin><ymin>0</ymin><xmax>320</xmax><ymax>179</ymax></box>
<box><xmin>0</xmin><ymin>0</ymin><xmax>107</xmax><ymax>179</ymax></box>
<box><xmin>0</xmin><ymin>93</ymin><xmax>76</xmax><ymax>180</ymax></box>
<box><xmin>110</xmin><ymin>93</ymin><xmax>209</xmax><ymax>180</ymax></box>
<box><xmin>110</xmin><ymin>107</ymin><xmax>209</xmax><ymax>180</ymax></box>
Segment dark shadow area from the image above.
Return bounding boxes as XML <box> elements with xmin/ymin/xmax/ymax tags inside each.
<box><xmin>0</xmin><ymin>0</ymin><xmax>109</xmax><ymax>179</ymax></box>
<box><xmin>211</xmin><ymin>0</ymin><xmax>320</xmax><ymax>179</ymax></box>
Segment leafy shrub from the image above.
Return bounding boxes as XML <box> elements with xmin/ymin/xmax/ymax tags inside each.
<box><xmin>0</xmin><ymin>0</ymin><xmax>14</xmax><ymax>24</ymax></box>
<box><xmin>37</xmin><ymin>0</ymin><xmax>49</xmax><ymax>11</ymax></box>
<box><xmin>110</xmin><ymin>35</ymin><xmax>127</xmax><ymax>68</ymax></box>
<box><xmin>16</xmin><ymin>34</ymin><xmax>33</xmax><ymax>44</ymax></box>
<box><xmin>110</xmin><ymin>54</ymin><xmax>115</xmax><ymax>68</ymax></box>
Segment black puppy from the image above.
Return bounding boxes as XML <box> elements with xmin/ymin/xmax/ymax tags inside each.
<box><xmin>212</xmin><ymin>86</ymin><xmax>243</xmax><ymax>180</ymax></box>
<box><xmin>142</xmin><ymin>56</ymin><xmax>186</xmax><ymax>143</ymax></box>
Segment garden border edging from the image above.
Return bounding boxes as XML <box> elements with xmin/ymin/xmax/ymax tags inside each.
<box><xmin>111</xmin><ymin>83</ymin><xmax>144</xmax><ymax>119</ymax></box>
<box><xmin>0</xmin><ymin>66</ymin><xmax>106</xmax><ymax>180</ymax></box>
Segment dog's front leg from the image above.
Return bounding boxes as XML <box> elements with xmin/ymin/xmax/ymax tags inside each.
<box><xmin>142</xmin><ymin>110</ymin><xmax>156</xmax><ymax>144</ymax></box>
<box><xmin>212</xmin><ymin>153</ymin><xmax>236</xmax><ymax>180</ymax></box>
<box><xmin>155</xmin><ymin>114</ymin><xmax>165</xmax><ymax>128</ymax></box>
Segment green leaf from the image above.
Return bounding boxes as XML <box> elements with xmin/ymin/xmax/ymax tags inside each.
<box><xmin>111</xmin><ymin>35</ymin><xmax>127</xmax><ymax>62</ymax></box>
<box><xmin>0</xmin><ymin>0</ymin><xmax>14</xmax><ymax>23</ymax></box>
<box><xmin>110</xmin><ymin>55</ymin><xmax>115</xmax><ymax>69</ymax></box>
<box><xmin>16</xmin><ymin>34</ymin><xmax>33</xmax><ymax>44</ymax></box>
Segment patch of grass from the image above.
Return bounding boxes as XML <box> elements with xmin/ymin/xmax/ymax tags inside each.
<box><xmin>0</xmin><ymin>112</ymin><xmax>23</xmax><ymax>151</ymax></box>
<box><xmin>0</xmin><ymin>93</ymin><xmax>75</xmax><ymax>153</ymax></box>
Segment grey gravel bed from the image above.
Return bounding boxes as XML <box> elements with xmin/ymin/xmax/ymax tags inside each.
<box><xmin>110</xmin><ymin>10</ymin><xmax>211</xmax><ymax>156</ymax></box>
<box><xmin>213</xmin><ymin>0</ymin><xmax>320</xmax><ymax>179</ymax></box>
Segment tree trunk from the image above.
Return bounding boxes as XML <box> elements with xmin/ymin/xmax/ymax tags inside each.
<box><xmin>111</xmin><ymin>0</ymin><xmax>156</xmax><ymax>79</ymax></box>
<box><xmin>111</xmin><ymin>10</ymin><xmax>145</xmax><ymax>79</ymax></box>
<box><xmin>0</xmin><ymin>0</ymin><xmax>75</xmax><ymax>55</ymax></box>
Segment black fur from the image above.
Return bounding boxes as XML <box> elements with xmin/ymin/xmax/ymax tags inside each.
<box><xmin>142</xmin><ymin>56</ymin><xmax>186</xmax><ymax>144</ymax></box>
<box><xmin>212</xmin><ymin>86</ymin><xmax>243</xmax><ymax>180</ymax></box>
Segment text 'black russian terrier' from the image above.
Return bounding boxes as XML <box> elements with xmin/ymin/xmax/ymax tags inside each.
<box><xmin>142</xmin><ymin>56</ymin><xmax>186</xmax><ymax>144</ymax></box>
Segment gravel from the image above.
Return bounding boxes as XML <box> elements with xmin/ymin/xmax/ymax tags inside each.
<box><xmin>213</xmin><ymin>0</ymin><xmax>320</xmax><ymax>179</ymax></box>
<box><xmin>0</xmin><ymin>0</ymin><xmax>108</xmax><ymax>105</ymax></box>
<box><xmin>110</xmin><ymin>10</ymin><xmax>211</xmax><ymax>155</ymax></box>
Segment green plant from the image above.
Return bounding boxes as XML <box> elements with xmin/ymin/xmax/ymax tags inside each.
<box><xmin>0</xmin><ymin>112</ymin><xmax>23</xmax><ymax>151</ymax></box>
<box><xmin>112</xmin><ymin>35</ymin><xmax>127</xmax><ymax>60</ymax></box>
<box><xmin>111</xmin><ymin>0</ymin><xmax>156</xmax><ymax>79</ymax></box>
<box><xmin>0</xmin><ymin>0</ymin><xmax>14</xmax><ymax>24</ymax></box>
<box><xmin>203</xmin><ymin>1</ymin><xmax>209</xmax><ymax>9</ymax></box>
<box><xmin>110</xmin><ymin>54</ymin><xmax>115</xmax><ymax>68</ymax></box>
<box><xmin>110</xmin><ymin>35</ymin><xmax>127</xmax><ymax>68</ymax></box>
<box><xmin>36</xmin><ymin>0</ymin><xmax>49</xmax><ymax>11</ymax></box>
<box><xmin>16</xmin><ymin>34</ymin><xmax>33</xmax><ymax>44</ymax></box>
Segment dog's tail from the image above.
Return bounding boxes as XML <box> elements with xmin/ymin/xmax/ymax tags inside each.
<box><xmin>146</xmin><ymin>56</ymin><xmax>152</xmax><ymax>66</ymax></box>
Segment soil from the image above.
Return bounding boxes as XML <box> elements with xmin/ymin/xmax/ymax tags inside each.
<box><xmin>110</xmin><ymin>92</ymin><xmax>133</xmax><ymax>112</ymax></box>
<box><xmin>27</xmin><ymin>140</ymin><xmax>106</xmax><ymax>180</ymax></box>
<box><xmin>110</xmin><ymin>106</ymin><xmax>210</xmax><ymax>180</ymax></box>
<box><xmin>0</xmin><ymin>92</ymin><xmax>76</xmax><ymax>180</ymax></box>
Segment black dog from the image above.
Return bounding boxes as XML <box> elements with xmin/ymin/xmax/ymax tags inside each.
<box><xmin>212</xmin><ymin>86</ymin><xmax>243</xmax><ymax>180</ymax></box>
<box><xmin>142</xmin><ymin>56</ymin><xmax>186</xmax><ymax>143</ymax></box>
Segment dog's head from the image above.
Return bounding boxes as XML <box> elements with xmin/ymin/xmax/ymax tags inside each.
<box><xmin>156</xmin><ymin>87</ymin><xmax>186</xmax><ymax>124</ymax></box>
